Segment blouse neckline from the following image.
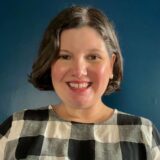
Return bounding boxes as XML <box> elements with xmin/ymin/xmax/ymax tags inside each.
<box><xmin>49</xmin><ymin>105</ymin><xmax>118</xmax><ymax>125</ymax></box>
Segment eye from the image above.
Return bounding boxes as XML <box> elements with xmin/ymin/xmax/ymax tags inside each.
<box><xmin>87</xmin><ymin>54</ymin><xmax>101</xmax><ymax>60</ymax></box>
<box><xmin>58</xmin><ymin>54</ymin><xmax>71</xmax><ymax>60</ymax></box>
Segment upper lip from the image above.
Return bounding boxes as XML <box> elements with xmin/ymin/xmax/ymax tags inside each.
<box><xmin>66</xmin><ymin>81</ymin><xmax>92</xmax><ymax>87</ymax></box>
<box><xmin>66</xmin><ymin>80</ymin><xmax>91</xmax><ymax>83</ymax></box>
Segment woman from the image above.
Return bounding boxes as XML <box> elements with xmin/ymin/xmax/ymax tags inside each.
<box><xmin>0</xmin><ymin>6</ymin><xmax>160</xmax><ymax>160</ymax></box>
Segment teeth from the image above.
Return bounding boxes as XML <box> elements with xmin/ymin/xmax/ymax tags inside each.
<box><xmin>68</xmin><ymin>82</ymin><xmax>89</xmax><ymax>89</ymax></box>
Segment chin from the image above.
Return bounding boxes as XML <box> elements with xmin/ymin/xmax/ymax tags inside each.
<box><xmin>68</xmin><ymin>100</ymin><xmax>96</xmax><ymax>110</ymax></box>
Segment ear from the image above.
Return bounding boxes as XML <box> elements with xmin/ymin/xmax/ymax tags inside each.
<box><xmin>110</xmin><ymin>53</ymin><xmax>116</xmax><ymax>79</ymax></box>
<box><xmin>111</xmin><ymin>53</ymin><xmax>116</xmax><ymax>67</ymax></box>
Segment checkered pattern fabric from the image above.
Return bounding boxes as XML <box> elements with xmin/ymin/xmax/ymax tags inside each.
<box><xmin>0</xmin><ymin>105</ymin><xmax>160</xmax><ymax>160</ymax></box>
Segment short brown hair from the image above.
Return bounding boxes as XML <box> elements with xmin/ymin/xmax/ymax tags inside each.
<box><xmin>28</xmin><ymin>6</ymin><xmax>123</xmax><ymax>95</ymax></box>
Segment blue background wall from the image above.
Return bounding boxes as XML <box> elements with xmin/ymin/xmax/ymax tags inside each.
<box><xmin>0</xmin><ymin>0</ymin><xmax>160</xmax><ymax>129</ymax></box>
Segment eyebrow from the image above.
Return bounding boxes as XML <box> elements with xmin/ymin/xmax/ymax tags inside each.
<box><xmin>59</xmin><ymin>49</ymin><xmax>72</xmax><ymax>53</ymax></box>
<box><xmin>87</xmin><ymin>48</ymin><xmax>103</xmax><ymax>52</ymax></box>
<box><xmin>59</xmin><ymin>48</ymin><xmax>103</xmax><ymax>53</ymax></box>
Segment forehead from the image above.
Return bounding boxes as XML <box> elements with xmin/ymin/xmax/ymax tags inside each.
<box><xmin>60</xmin><ymin>26</ymin><xmax>106</xmax><ymax>52</ymax></box>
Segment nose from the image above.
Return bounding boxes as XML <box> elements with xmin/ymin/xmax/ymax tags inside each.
<box><xmin>70</xmin><ymin>58</ymin><xmax>88</xmax><ymax>78</ymax></box>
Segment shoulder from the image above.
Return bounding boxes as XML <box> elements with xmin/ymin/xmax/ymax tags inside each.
<box><xmin>116</xmin><ymin>110</ymin><xmax>160</xmax><ymax>146</ymax></box>
<box><xmin>115</xmin><ymin>110</ymin><xmax>160</xmax><ymax>158</ymax></box>
<box><xmin>13</xmin><ymin>105</ymin><xmax>51</xmax><ymax>121</ymax></box>
<box><xmin>116</xmin><ymin>110</ymin><xmax>152</xmax><ymax>126</ymax></box>
<box><xmin>0</xmin><ymin>105</ymin><xmax>51</xmax><ymax>137</ymax></box>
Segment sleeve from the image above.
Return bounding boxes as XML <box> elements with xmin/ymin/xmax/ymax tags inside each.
<box><xmin>151</xmin><ymin>124</ymin><xmax>160</xmax><ymax>160</ymax></box>
<box><xmin>0</xmin><ymin>116</ymin><xmax>13</xmax><ymax>159</ymax></box>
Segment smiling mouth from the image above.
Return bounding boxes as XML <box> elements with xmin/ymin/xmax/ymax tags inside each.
<box><xmin>67</xmin><ymin>82</ymin><xmax>92</xmax><ymax>89</ymax></box>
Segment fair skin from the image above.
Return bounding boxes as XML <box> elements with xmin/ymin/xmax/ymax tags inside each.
<box><xmin>51</xmin><ymin>26</ymin><xmax>116</xmax><ymax>123</ymax></box>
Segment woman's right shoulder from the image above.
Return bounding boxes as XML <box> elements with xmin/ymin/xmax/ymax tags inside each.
<box><xmin>0</xmin><ymin>105</ymin><xmax>51</xmax><ymax>136</ymax></box>
<box><xmin>12</xmin><ymin>105</ymin><xmax>51</xmax><ymax>121</ymax></box>
<box><xmin>0</xmin><ymin>106</ymin><xmax>50</xmax><ymax>130</ymax></box>
<box><xmin>12</xmin><ymin>106</ymin><xmax>49</xmax><ymax>121</ymax></box>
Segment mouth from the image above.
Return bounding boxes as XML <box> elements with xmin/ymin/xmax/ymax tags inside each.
<box><xmin>66</xmin><ymin>82</ymin><xmax>92</xmax><ymax>89</ymax></box>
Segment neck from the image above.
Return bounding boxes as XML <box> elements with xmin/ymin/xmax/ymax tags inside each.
<box><xmin>53</xmin><ymin>102</ymin><xmax>114</xmax><ymax>123</ymax></box>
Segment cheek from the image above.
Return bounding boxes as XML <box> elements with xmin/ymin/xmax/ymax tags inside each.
<box><xmin>51</xmin><ymin>62</ymin><xmax>67</xmax><ymax>82</ymax></box>
<box><xmin>93</xmin><ymin>65</ymin><xmax>111</xmax><ymax>83</ymax></box>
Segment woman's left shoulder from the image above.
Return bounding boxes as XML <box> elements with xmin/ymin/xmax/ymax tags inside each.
<box><xmin>116</xmin><ymin>110</ymin><xmax>153</xmax><ymax>127</ymax></box>
<box><xmin>117</xmin><ymin>109</ymin><xmax>160</xmax><ymax>146</ymax></box>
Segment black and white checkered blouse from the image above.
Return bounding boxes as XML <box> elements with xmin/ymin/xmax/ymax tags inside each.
<box><xmin>0</xmin><ymin>105</ymin><xmax>160</xmax><ymax>160</ymax></box>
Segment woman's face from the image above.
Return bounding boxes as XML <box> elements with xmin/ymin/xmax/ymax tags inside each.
<box><xmin>51</xmin><ymin>26</ymin><xmax>115</xmax><ymax>109</ymax></box>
